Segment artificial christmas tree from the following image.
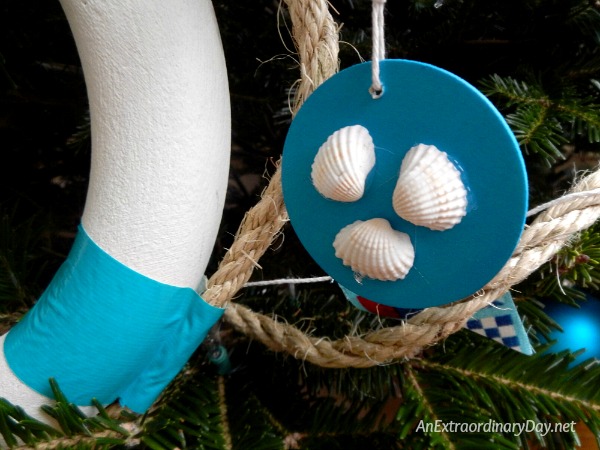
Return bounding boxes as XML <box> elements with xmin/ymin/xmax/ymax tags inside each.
<box><xmin>1</xmin><ymin>0</ymin><xmax>600</xmax><ymax>448</ymax></box>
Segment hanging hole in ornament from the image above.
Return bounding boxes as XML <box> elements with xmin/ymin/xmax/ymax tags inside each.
<box><xmin>369</xmin><ymin>85</ymin><xmax>384</xmax><ymax>99</ymax></box>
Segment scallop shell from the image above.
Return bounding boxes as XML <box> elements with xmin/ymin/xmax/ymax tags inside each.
<box><xmin>311</xmin><ymin>125</ymin><xmax>376</xmax><ymax>202</ymax></box>
<box><xmin>333</xmin><ymin>218</ymin><xmax>415</xmax><ymax>281</ymax></box>
<box><xmin>392</xmin><ymin>144</ymin><xmax>468</xmax><ymax>231</ymax></box>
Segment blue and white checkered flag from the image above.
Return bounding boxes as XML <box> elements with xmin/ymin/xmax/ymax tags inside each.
<box><xmin>340</xmin><ymin>286</ymin><xmax>533</xmax><ymax>355</ymax></box>
<box><xmin>465</xmin><ymin>292</ymin><xmax>533</xmax><ymax>355</ymax></box>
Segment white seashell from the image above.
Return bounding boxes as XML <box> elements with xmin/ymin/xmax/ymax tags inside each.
<box><xmin>333</xmin><ymin>218</ymin><xmax>415</xmax><ymax>281</ymax></box>
<box><xmin>311</xmin><ymin>125</ymin><xmax>376</xmax><ymax>202</ymax></box>
<box><xmin>392</xmin><ymin>144</ymin><xmax>468</xmax><ymax>231</ymax></box>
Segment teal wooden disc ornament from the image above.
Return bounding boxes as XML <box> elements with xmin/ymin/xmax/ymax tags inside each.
<box><xmin>281</xmin><ymin>60</ymin><xmax>528</xmax><ymax>309</ymax></box>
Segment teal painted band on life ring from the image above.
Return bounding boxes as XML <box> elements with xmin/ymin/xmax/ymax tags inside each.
<box><xmin>4</xmin><ymin>225</ymin><xmax>224</xmax><ymax>413</ymax></box>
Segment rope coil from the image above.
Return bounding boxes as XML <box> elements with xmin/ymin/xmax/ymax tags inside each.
<box><xmin>202</xmin><ymin>0</ymin><xmax>600</xmax><ymax>368</ymax></box>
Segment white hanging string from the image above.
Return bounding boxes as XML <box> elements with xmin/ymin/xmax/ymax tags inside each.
<box><xmin>240</xmin><ymin>189</ymin><xmax>600</xmax><ymax>289</ymax></box>
<box><xmin>369</xmin><ymin>0</ymin><xmax>387</xmax><ymax>99</ymax></box>
<box><xmin>244</xmin><ymin>276</ymin><xmax>333</xmax><ymax>288</ymax></box>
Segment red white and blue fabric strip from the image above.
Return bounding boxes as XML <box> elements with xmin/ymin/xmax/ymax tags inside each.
<box><xmin>340</xmin><ymin>285</ymin><xmax>533</xmax><ymax>355</ymax></box>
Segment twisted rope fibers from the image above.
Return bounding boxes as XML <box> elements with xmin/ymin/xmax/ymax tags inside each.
<box><xmin>202</xmin><ymin>0</ymin><xmax>600</xmax><ymax>368</ymax></box>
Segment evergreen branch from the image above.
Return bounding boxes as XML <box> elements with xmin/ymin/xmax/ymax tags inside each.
<box><xmin>481</xmin><ymin>75</ymin><xmax>567</xmax><ymax>163</ymax></box>
<box><xmin>444</xmin><ymin>339</ymin><xmax>600</xmax><ymax>409</ymax></box>
<box><xmin>139</xmin><ymin>369</ymin><xmax>230</xmax><ymax>450</ymax></box>
<box><xmin>415</xmin><ymin>334</ymin><xmax>600</xmax><ymax>448</ymax></box>
<box><xmin>400</xmin><ymin>364</ymin><xmax>456</xmax><ymax>450</ymax></box>
<box><xmin>556</xmin><ymin>100</ymin><xmax>600</xmax><ymax>143</ymax></box>
<box><xmin>0</xmin><ymin>382</ymin><xmax>134</xmax><ymax>450</ymax></box>
<box><xmin>1</xmin><ymin>372</ymin><xmax>235</xmax><ymax>450</ymax></box>
<box><xmin>516</xmin><ymin>297</ymin><xmax>564</xmax><ymax>346</ymax></box>
<box><xmin>225</xmin><ymin>375</ymin><xmax>285</xmax><ymax>450</ymax></box>
<box><xmin>282</xmin><ymin>397</ymin><xmax>402</xmax><ymax>449</ymax></box>
<box><xmin>482</xmin><ymin>74</ymin><xmax>600</xmax><ymax>141</ymax></box>
<box><xmin>421</xmin><ymin>359</ymin><xmax>600</xmax><ymax>414</ymax></box>
<box><xmin>481</xmin><ymin>75</ymin><xmax>548</xmax><ymax>108</ymax></box>
<box><xmin>4</xmin><ymin>1</ymin><xmax>600</xmax><ymax>449</ymax></box>
<box><xmin>0</xmin><ymin>209</ymin><xmax>61</xmax><ymax>313</ymax></box>
<box><xmin>553</xmin><ymin>226</ymin><xmax>600</xmax><ymax>289</ymax></box>
<box><xmin>64</xmin><ymin>112</ymin><xmax>90</xmax><ymax>155</ymax></box>
<box><xmin>12</xmin><ymin>429</ymin><xmax>131</xmax><ymax>450</ymax></box>
<box><xmin>223</xmin><ymin>352</ymin><xmax>404</xmax><ymax>449</ymax></box>
<box><xmin>217</xmin><ymin>377</ymin><xmax>233</xmax><ymax>450</ymax></box>
<box><xmin>522</xmin><ymin>224</ymin><xmax>600</xmax><ymax>321</ymax></box>
<box><xmin>481</xmin><ymin>73</ymin><xmax>600</xmax><ymax>164</ymax></box>
<box><xmin>401</xmin><ymin>352</ymin><xmax>521</xmax><ymax>449</ymax></box>
<box><xmin>565</xmin><ymin>49</ymin><xmax>600</xmax><ymax>79</ymax></box>
<box><xmin>294</xmin><ymin>360</ymin><xmax>405</xmax><ymax>404</ymax></box>
<box><xmin>506</xmin><ymin>105</ymin><xmax>568</xmax><ymax>163</ymax></box>
<box><xmin>566</xmin><ymin>1</ymin><xmax>600</xmax><ymax>42</ymax></box>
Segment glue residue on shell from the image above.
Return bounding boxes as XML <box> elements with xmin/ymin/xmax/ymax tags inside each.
<box><xmin>392</xmin><ymin>143</ymin><xmax>468</xmax><ymax>231</ymax></box>
<box><xmin>311</xmin><ymin>125</ymin><xmax>376</xmax><ymax>202</ymax></box>
<box><xmin>333</xmin><ymin>218</ymin><xmax>415</xmax><ymax>281</ymax></box>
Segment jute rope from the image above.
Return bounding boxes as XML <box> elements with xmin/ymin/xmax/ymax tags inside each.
<box><xmin>202</xmin><ymin>0</ymin><xmax>338</xmax><ymax>307</ymax></box>
<box><xmin>202</xmin><ymin>0</ymin><xmax>600</xmax><ymax>368</ymax></box>
<box><xmin>282</xmin><ymin>0</ymin><xmax>340</xmax><ymax>113</ymax></box>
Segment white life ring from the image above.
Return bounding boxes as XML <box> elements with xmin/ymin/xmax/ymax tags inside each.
<box><xmin>0</xmin><ymin>0</ymin><xmax>230</xmax><ymax>422</ymax></box>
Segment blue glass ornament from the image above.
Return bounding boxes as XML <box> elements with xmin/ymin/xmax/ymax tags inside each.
<box><xmin>542</xmin><ymin>294</ymin><xmax>600</xmax><ymax>363</ymax></box>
